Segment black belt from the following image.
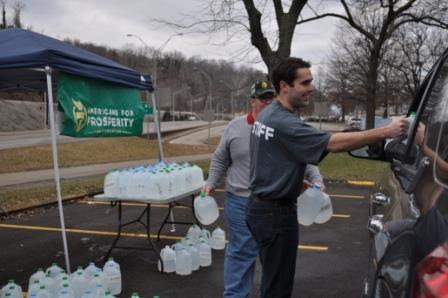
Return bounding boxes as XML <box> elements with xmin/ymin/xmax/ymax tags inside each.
<box><xmin>251</xmin><ymin>196</ymin><xmax>295</xmax><ymax>206</ymax></box>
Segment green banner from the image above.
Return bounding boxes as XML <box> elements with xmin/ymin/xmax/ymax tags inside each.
<box><xmin>58</xmin><ymin>73</ymin><xmax>146</xmax><ymax>137</ymax></box>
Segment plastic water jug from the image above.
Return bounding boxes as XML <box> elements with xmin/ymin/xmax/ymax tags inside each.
<box><xmin>197</xmin><ymin>240</ymin><xmax>212</xmax><ymax>267</ymax></box>
<box><xmin>84</xmin><ymin>262</ymin><xmax>101</xmax><ymax>280</ymax></box>
<box><xmin>29</xmin><ymin>268</ymin><xmax>45</xmax><ymax>289</ymax></box>
<box><xmin>56</xmin><ymin>284</ymin><xmax>74</xmax><ymax>298</ymax></box>
<box><xmin>211</xmin><ymin>227</ymin><xmax>226</xmax><ymax>250</ymax></box>
<box><xmin>86</xmin><ymin>273</ymin><xmax>105</xmax><ymax>294</ymax></box>
<box><xmin>71</xmin><ymin>270</ymin><xmax>87</xmax><ymax>298</ymax></box>
<box><xmin>199</xmin><ymin>229</ymin><xmax>211</xmax><ymax>245</ymax></box>
<box><xmin>92</xmin><ymin>284</ymin><xmax>105</xmax><ymax>298</ymax></box>
<box><xmin>104</xmin><ymin>170</ymin><xmax>120</xmax><ymax>197</ymax></box>
<box><xmin>175</xmin><ymin>247</ymin><xmax>192</xmax><ymax>276</ymax></box>
<box><xmin>158</xmin><ymin>245</ymin><xmax>176</xmax><ymax>273</ymax></box>
<box><xmin>40</xmin><ymin>274</ymin><xmax>55</xmax><ymax>297</ymax></box>
<box><xmin>103</xmin><ymin>258</ymin><xmax>121</xmax><ymax>295</ymax></box>
<box><xmin>188</xmin><ymin>244</ymin><xmax>200</xmax><ymax>271</ymax></box>
<box><xmin>45</xmin><ymin>263</ymin><xmax>64</xmax><ymax>278</ymax></box>
<box><xmin>80</xmin><ymin>290</ymin><xmax>94</xmax><ymax>298</ymax></box>
<box><xmin>190</xmin><ymin>165</ymin><xmax>204</xmax><ymax>190</ymax></box>
<box><xmin>187</xmin><ymin>225</ymin><xmax>201</xmax><ymax>243</ymax></box>
<box><xmin>130</xmin><ymin>292</ymin><xmax>140</xmax><ymax>298</ymax></box>
<box><xmin>28</xmin><ymin>280</ymin><xmax>41</xmax><ymax>297</ymax></box>
<box><xmin>36</xmin><ymin>285</ymin><xmax>51</xmax><ymax>298</ymax></box>
<box><xmin>314</xmin><ymin>191</ymin><xmax>333</xmax><ymax>224</ymax></box>
<box><xmin>194</xmin><ymin>192</ymin><xmax>219</xmax><ymax>225</ymax></box>
<box><xmin>297</xmin><ymin>184</ymin><xmax>332</xmax><ymax>226</ymax></box>
<box><xmin>104</xmin><ymin>291</ymin><xmax>116</xmax><ymax>298</ymax></box>
<box><xmin>54</xmin><ymin>276</ymin><xmax>71</xmax><ymax>296</ymax></box>
<box><xmin>1</xmin><ymin>280</ymin><xmax>22</xmax><ymax>298</ymax></box>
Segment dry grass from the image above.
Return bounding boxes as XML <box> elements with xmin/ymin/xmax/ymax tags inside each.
<box><xmin>0</xmin><ymin>137</ymin><xmax>215</xmax><ymax>174</ymax></box>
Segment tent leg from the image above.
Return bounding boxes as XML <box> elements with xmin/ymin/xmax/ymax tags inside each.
<box><xmin>45</xmin><ymin>66</ymin><xmax>71</xmax><ymax>274</ymax></box>
<box><xmin>150</xmin><ymin>91</ymin><xmax>164</xmax><ymax>161</ymax></box>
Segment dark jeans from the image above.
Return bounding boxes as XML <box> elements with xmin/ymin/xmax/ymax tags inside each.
<box><xmin>245</xmin><ymin>198</ymin><xmax>299</xmax><ymax>298</ymax></box>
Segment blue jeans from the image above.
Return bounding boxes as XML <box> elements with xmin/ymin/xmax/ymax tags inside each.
<box><xmin>223</xmin><ymin>192</ymin><xmax>258</xmax><ymax>298</ymax></box>
<box><xmin>246</xmin><ymin>198</ymin><xmax>298</xmax><ymax>298</ymax></box>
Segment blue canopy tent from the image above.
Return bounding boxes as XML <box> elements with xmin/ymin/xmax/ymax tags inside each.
<box><xmin>0</xmin><ymin>28</ymin><xmax>164</xmax><ymax>273</ymax></box>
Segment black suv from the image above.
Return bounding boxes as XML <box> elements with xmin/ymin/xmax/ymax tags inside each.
<box><xmin>350</xmin><ymin>49</ymin><xmax>448</xmax><ymax>297</ymax></box>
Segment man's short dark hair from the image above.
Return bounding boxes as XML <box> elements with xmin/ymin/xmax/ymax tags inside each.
<box><xmin>271</xmin><ymin>57</ymin><xmax>311</xmax><ymax>93</ymax></box>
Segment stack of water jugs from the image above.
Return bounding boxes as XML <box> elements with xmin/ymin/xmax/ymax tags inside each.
<box><xmin>0</xmin><ymin>258</ymin><xmax>121</xmax><ymax>298</ymax></box>
<box><xmin>158</xmin><ymin>224</ymin><xmax>226</xmax><ymax>275</ymax></box>
<box><xmin>104</xmin><ymin>161</ymin><xmax>204</xmax><ymax>200</ymax></box>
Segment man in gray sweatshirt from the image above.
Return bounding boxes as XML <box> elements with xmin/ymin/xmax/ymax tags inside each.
<box><xmin>202</xmin><ymin>80</ymin><xmax>324</xmax><ymax>298</ymax></box>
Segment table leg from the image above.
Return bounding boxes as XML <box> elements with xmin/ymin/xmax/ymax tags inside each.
<box><xmin>146</xmin><ymin>204</ymin><xmax>164</xmax><ymax>273</ymax></box>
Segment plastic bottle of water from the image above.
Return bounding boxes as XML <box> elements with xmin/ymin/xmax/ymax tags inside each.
<box><xmin>297</xmin><ymin>184</ymin><xmax>330</xmax><ymax>226</ymax></box>
<box><xmin>104</xmin><ymin>291</ymin><xmax>116</xmax><ymax>298</ymax></box>
<box><xmin>80</xmin><ymin>290</ymin><xmax>94</xmax><ymax>298</ymax></box>
<box><xmin>84</xmin><ymin>262</ymin><xmax>101</xmax><ymax>280</ymax></box>
<box><xmin>199</xmin><ymin>228</ymin><xmax>211</xmax><ymax>245</ymax></box>
<box><xmin>130</xmin><ymin>292</ymin><xmax>140</xmax><ymax>298</ymax></box>
<box><xmin>211</xmin><ymin>227</ymin><xmax>226</xmax><ymax>250</ymax></box>
<box><xmin>118</xmin><ymin>169</ymin><xmax>133</xmax><ymax>198</ymax></box>
<box><xmin>36</xmin><ymin>285</ymin><xmax>51</xmax><ymax>298</ymax></box>
<box><xmin>1</xmin><ymin>280</ymin><xmax>22</xmax><ymax>298</ymax></box>
<box><xmin>54</xmin><ymin>276</ymin><xmax>70</xmax><ymax>296</ymax></box>
<box><xmin>29</xmin><ymin>268</ymin><xmax>46</xmax><ymax>290</ymax></box>
<box><xmin>187</xmin><ymin>224</ymin><xmax>201</xmax><ymax>243</ymax></box>
<box><xmin>175</xmin><ymin>246</ymin><xmax>192</xmax><ymax>276</ymax></box>
<box><xmin>314</xmin><ymin>191</ymin><xmax>333</xmax><ymax>224</ymax></box>
<box><xmin>40</xmin><ymin>273</ymin><xmax>55</xmax><ymax>297</ymax></box>
<box><xmin>158</xmin><ymin>245</ymin><xmax>176</xmax><ymax>273</ymax></box>
<box><xmin>197</xmin><ymin>240</ymin><xmax>212</xmax><ymax>267</ymax></box>
<box><xmin>102</xmin><ymin>258</ymin><xmax>121</xmax><ymax>295</ymax></box>
<box><xmin>55</xmin><ymin>284</ymin><xmax>74</xmax><ymax>298</ymax></box>
<box><xmin>71</xmin><ymin>269</ymin><xmax>87</xmax><ymax>298</ymax></box>
<box><xmin>194</xmin><ymin>192</ymin><xmax>219</xmax><ymax>225</ymax></box>
<box><xmin>92</xmin><ymin>284</ymin><xmax>105</xmax><ymax>298</ymax></box>
<box><xmin>86</xmin><ymin>273</ymin><xmax>105</xmax><ymax>295</ymax></box>
<box><xmin>28</xmin><ymin>280</ymin><xmax>41</xmax><ymax>298</ymax></box>
<box><xmin>45</xmin><ymin>263</ymin><xmax>64</xmax><ymax>278</ymax></box>
<box><xmin>104</xmin><ymin>170</ymin><xmax>120</xmax><ymax>197</ymax></box>
<box><xmin>188</xmin><ymin>243</ymin><xmax>200</xmax><ymax>271</ymax></box>
<box><xmin>191</xmin><ymin>165</ymin><xmax>204</xmax><ymax>189</ymax></box>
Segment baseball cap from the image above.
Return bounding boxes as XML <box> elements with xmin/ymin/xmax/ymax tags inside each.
<box><xmin>250</xmin><ymin>80</ymin><xmax>275</xmax><ymax>98</ymax></box>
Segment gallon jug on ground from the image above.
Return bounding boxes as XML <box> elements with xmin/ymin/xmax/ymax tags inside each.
<box><xmin>158</xmin><ymin>245</ymin><xmax>176</xmax><ymax>273</ymax></box>
<box><xmin>211</xmin><ymin>227</ymin><xmax>226</xmax><ymax>250</ymax></box>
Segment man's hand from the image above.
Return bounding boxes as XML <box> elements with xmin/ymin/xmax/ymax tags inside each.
<box><xmin>385</xmin><ymin>116</ymin><xmax>409</xmax><ymax>139</ymax></box>
<box><xmin>201</xmin><ymin>184</ymin><xmax>214</xmax><ymax>196</ymax></box>
<box><xmin>303</xmin><ymin>180</ymin><xmax>326</xmax><ymax>192</ymax></box>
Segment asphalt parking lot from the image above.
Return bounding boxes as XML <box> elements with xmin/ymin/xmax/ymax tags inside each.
<box><xmin>0</xmin><ymin>182</ymin><xmax>373</xmax><ymax>298</ymax></box>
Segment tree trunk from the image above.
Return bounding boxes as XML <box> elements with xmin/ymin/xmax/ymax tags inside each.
<box><xmin>365</xmin><ymin>55</ymin><xmax>380</xmax><ymax>129</ymax></box>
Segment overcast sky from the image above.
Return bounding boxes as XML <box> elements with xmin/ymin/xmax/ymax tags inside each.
<box><xmin>18</xmin><ymin>0</ymin><xmax>344</xmax><ymax>74</ymax></box>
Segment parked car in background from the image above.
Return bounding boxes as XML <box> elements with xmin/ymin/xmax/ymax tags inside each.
<box><xmin>349</xmin><ymin>48</ymin><xmax>448</xmax><ymax>297</ymax></box>
<box><xmin>347</xmin><ymin>116</ymin><xmax>361</xmax><ymax>128</ymax></box>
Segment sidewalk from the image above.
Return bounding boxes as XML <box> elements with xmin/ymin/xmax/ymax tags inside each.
<box><xmin>0</xmin><ymin>153</ymin><xmax>213</xmax><ymax>187</ymax></box>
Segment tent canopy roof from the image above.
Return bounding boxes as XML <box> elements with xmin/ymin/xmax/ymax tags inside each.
<box><xmin>0</xmin><ymin>28</ymin><xmax>153</xmax><ymax>91</ymax></box>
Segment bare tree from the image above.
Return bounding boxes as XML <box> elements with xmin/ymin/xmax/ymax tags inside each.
<box><xmin>1</xmin><ymin>0</ymin><xmax>6</xmax><ymax>29</ymax></box>
<box><xmin>154</xmin><ymin>0</ymin><xmax>314</xmax><ymax>76</ymax></box>
<box><xmin>12</xmin><ymin>0</ymin><xmax>24</xmax><ymax>28</ymax></box>
<box><xmin>299</xmin><ymin>0</ymin><xmax>448</xmax><ymax>128</ymax></box>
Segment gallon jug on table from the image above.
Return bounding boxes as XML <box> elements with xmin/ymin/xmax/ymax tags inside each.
<box><xmin>84</xmin><ymin>262</ymin><xmax>101</xmax><ymax>280</ymax></box>
<box><xmin>29</xmin><ymin>268</ymin><xmax>45</xmax><ymax>291</ymax></box>
<box><xmin>297</xmin><ymin>183</ymin><xmax>333</xmax><ymax>226</ymax></box>
<box><xmin>194</xmin><ymin>192</ymin><xmax>219</xmax><ymax>225</ymax></box>
<box><xmin>1</xmin><ymin>280</ymin><xmax>23</xmax><ymax>298</ymax></box>
<box><xmin>45</xmin><ymin>263</ymin><xmax>64</xmax><ymax>278</ymax></box>
<box><xmin>158</xmin><ymin>245</ymin><xmax>176</xmax><ymax>273</ymax></box>
<box><xmin>210</xmin><ymin>227</ymin><xmax>226</xmax><ymax>250</ymax></box>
